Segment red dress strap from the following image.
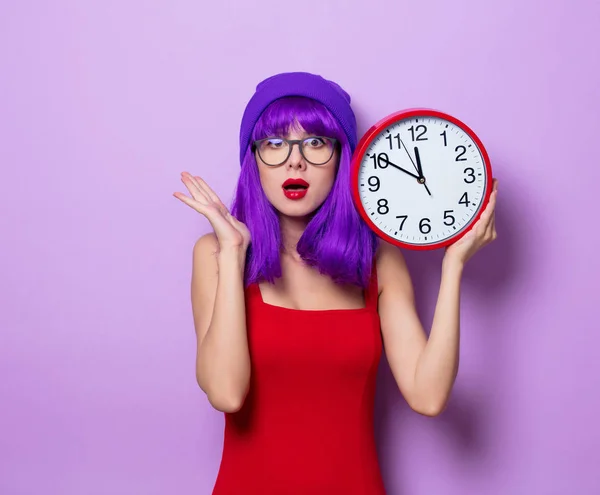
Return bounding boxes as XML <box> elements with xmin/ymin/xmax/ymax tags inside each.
<box><xmin>364</xmin><ymin>258</ymin><xmax>379</xmax><ymax>311</ymax></box>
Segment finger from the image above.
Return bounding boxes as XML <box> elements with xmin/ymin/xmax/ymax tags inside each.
<box><xmin>181</xmin><ymin>175</ymin><xmax>209</xmax><ymax>204</ymax></box>
<box><xmin>480</xmin><ymin>189</ymin><xmax>498</xmax><ymax>225</ymax></box>
<box><xmin>173</xmin><ymin>191</ymin><xmax>207</xmax><ymax>211</ymax></box>
<box><xmin>181</xmin><ymin>172</ymin><xmax>207</xmax><ymax>198</ymax></box>
<box><xmin>488</xmin><ymin>212</ymin><xmax>497</xmax><ymax>240</ymax></box>
<box><xmin>196</xmin><ymin>176</ymin><xmax>231</xmax><ymax>216</ymax></box>
<box><xmin>174</xmin><ymin>191</ymin><xmax>233</xmax><ymax>235</ymax></box>
<box><xmin>195</xmin><ymin>176</ymin><xmax>227</xmax><ymax>208</ymax></box>
<box><xmin>483</xmin><ymin>213</ymin><xmax>495</xmax><ymax>239</ymax></box>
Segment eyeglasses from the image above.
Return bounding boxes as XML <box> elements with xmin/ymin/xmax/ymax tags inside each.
<box><xmin>252</xmin><ymin>136</ymin><xmax>338</xmax><ymax>166</ymax></box>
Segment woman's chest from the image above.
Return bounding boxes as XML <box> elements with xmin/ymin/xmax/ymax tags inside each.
<box><xmin>245</xmin><ymin>300</ymin><xmax>382</xmax><ymax>378</ymax></box>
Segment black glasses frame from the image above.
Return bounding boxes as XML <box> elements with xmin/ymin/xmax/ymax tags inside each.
<box><xmin>252</xmin><ymin>136</ymin><xmax>339</xmax><ymax>166</ymax></box>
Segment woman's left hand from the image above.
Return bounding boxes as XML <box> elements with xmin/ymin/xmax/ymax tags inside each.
<box><xmin>444</xmin><ymin>178</ymin><xmax>498</xmax><ymax>267</ymax></box>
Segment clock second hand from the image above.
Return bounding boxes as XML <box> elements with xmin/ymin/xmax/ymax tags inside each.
<box><xmin>399</xmin><ymin>137</ymin><xmax>432</xmax><ymax>197</ymax></box>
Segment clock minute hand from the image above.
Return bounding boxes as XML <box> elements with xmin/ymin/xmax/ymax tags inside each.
<box><xmin>376</xmin><ymin>154</ymin><xmax>421</xmax><ymax>180</ymax></box>
<box><xmin>399</xmin><ymin>137</ymin><xmax>421</xmax><ymax>176</ymax></box>
<box><xmin>397</xmin><ymin>138</ymin><xmax>432</xmax><ymax>197</ymax></box>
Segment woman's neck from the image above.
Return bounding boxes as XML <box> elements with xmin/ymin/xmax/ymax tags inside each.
<box><xmin>279</xmin><ymin>214</ymin><xmax>310</xmax><ymax>259</ymax></box>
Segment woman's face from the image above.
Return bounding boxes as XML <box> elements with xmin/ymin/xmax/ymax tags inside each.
<box><xmin>255</xmin><ymin>125</ymin><xmax>339</xmax><ymax>219</ymax></box>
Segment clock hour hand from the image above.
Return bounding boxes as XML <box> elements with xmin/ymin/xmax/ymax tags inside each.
<box><xmin>414</xmin><ymin>147</ymin><xmax>432</xmax><ymax>196</ymax></box>
<box><xmin>414</xmin><ymin>146</ymin><xmax>423</xmax><ymax>176</ymax></box>
<box><xmin>376</xmin><ymin>154</ymin><xmax>421</xmax><ymax>180</ymax></box>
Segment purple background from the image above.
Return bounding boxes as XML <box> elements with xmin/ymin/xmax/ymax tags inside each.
<box><xmin>1</xmin><ymin>1</ymin><xmax>599</xmax><ymax>494</ymax></box>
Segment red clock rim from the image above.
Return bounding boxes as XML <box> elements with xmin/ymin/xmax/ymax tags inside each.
<box><xmin>350</xmin><ymin>108</ymin><xmax>494</xmax><ymax>251</ymax></box>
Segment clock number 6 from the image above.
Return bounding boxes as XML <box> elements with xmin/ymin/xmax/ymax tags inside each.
<box><xmin>419</xmin><ymin>218</ymin><xmax>431</xmax><ymax>234</ymax></box>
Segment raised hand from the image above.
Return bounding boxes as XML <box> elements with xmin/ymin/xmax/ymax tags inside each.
<box><xmin>444</xmin><ymin>178</ymin><xmax>498</xmax><ymax>266</ymax></box>
<box><xmin>173</xmin><ymin>172</ymin><xmax>250</xmax><ymax>252</ymax></box>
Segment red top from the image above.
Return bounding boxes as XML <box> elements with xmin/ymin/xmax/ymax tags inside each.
<box><xmin>212</xmin><ymin>263</ymin><xmax>385</xmax><ymax>494</ymax></box>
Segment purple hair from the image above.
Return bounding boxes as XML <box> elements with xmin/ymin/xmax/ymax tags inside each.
<box><xmin>230</xmin><ymin>96</ymin><xmax>379</xmax><ymax>289</ymax></box>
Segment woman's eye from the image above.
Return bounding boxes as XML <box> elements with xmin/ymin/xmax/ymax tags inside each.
<box><xmin>266</xmin><ymin>139</ymin><xmax>284</xmax><ymax>148</ymax></box>
<box><xmin>305</xmin><ymin>137</ymin><xmax>325</xmax><ymax>147</ymax></box>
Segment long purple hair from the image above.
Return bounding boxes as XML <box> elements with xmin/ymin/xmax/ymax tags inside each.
<box><xmin>231</xmin><ymin>96</ymin><xmax>379</xmax><ymax>289</ymax></box>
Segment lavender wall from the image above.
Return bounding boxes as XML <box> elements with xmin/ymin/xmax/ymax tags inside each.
<box><xmin>1</xmin><ymin>1</ymin><xmax>599</xmax><ymax>494</ymax></box>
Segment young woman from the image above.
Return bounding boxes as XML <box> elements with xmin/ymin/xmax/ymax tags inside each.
<box><xmin>174</xmin><ymin>72</ymin><xmax>498</xmax><ymax>494</ymax></box>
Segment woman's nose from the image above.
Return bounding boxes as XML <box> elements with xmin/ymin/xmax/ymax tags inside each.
<box><xmin>287</xmin><ymin>143</ymin><xmax>306</xmax><ymax>169</ymax></box>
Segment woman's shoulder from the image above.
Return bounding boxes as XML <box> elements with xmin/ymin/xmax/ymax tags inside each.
<box><xmin>374</xmin><ymin>239</ymin><xmax>411</xmax><ymax>296</ymax></box>
<box><xmin>194</xmin><ymin>232</ymin><xmax>219</xmax><ymax>253</ymax></box>
<box><xmin>192</xmin><ymin>233</ymin><xmax>219</xmax><ymax>278</ymax></box>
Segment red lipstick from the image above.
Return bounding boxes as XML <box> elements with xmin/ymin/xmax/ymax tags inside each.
<box><xmin>282</xmin><ymin>178</ymin><xmax>309</xmax><ymax>200</ymax></box>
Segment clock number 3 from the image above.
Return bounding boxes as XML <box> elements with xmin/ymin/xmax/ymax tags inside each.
<box><xmin>463</xmin><ymin>168</ymin><xmax>476</xmax><ymax>183</ymax></box>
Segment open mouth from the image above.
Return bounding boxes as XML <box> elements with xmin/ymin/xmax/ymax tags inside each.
<box><xmin>283</xmin><ymin>184</ymin><xmax>308</xmax><ymax>191</ymax></box>
<box><xmin>282</xmin><ymin>178</ymin><xmax>309</xmax><ymax>199</ymax></box>
<box><xmin>282</xmin><ymin>178</ymin><xmax>310</xmax><ymax>190</ymax></box>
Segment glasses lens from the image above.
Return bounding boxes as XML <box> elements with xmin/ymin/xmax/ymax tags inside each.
<box><xmin>256</xmin><ymin>136</ymin><xmax>336</xmax><ymax>165</ymax></box>
<box><xmin>258</xmin><ymin>138</ymin><xmax>290</xmax><ymax>165</ymax></box>
<box><xmin>302</xmin><ymin>137</ymin><xmax>335</xmax><ymax>164</ymax></box>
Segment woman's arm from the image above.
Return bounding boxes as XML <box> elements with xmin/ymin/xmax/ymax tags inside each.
<box><xmin>191</xmin><ymin>233</ymin><xmax>251</xmax><ymax>413</ymax></box>
<box><xmin>377</xmin><ymin>242</ymin><xmax>461</xmax><ymax>417</ymax></box>
<box><xmin>378</xmin><ymin>180</ymin><xmax>497</xmax><ymax>416</ymax></box>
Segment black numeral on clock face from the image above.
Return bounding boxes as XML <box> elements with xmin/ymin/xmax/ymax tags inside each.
<box><xmin>443</xmin><ymin>210</ymin><xmax>455</xmax><ymax>226</ymax></box>
<box><xmin>463</xmin><ymin>167</ymin><xmax>475</xmax><ymax>183</ymax></box>
<box><xmin>419</xmin><ymin>218</ymin><xmax>431</xmax><ymax>234</ymax></box>
<box><xmin>396</xmin><ymin>215</ymin><xmax>407</xmax><ymax>230</ymax></box>
<box><xmin>455</xmin><ymin>145</ymin><xmax>467</xmax><ymax>161</ymax></box>
<box><xmin>440</xmin><ymin>130</ymin><xmax>447</xmax><ymax>146</ymax></box>
<box><xmin>377</xmin><ymin>198</ymin><xmax>389</xmax><ymax>214</ymax></box>
<box><xmin>459</xmin><ymin>192</ymin><xmax>471</xmax><ymax>207</ymax></box>
<box><xmin>385</xmin><ymin>133</ymin><xmax>401</xmax><ymax>150</ymax></box>
<box><xmin>371</xmin><ymin>152</ymin><xmax>390</xmax><ymax>169</ymax></box>
<box><xmin>408</xmin><ymin>125</ymin><xmax>428</xmax><ymax>141</ymax></box>
<box><xmin>368</xmin><ymin>176</ymin><xmax>380</xmax><ymax>191</ymax></box>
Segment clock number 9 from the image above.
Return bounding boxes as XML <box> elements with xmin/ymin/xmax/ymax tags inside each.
<box><xmin>368</xmin><ymin>176</ymin><xmax>380</xmax><ymax>192</ymax></box>
<box><xmin>377</xmin><ymin>198</ymin><xmax>389</xmax><ymax>215</ymax></box>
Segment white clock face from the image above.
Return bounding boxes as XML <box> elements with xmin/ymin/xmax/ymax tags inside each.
<box><xmin>357</xmin><ymin>114</ymin><xmax>489</xmax><ymax>248</ymax></box>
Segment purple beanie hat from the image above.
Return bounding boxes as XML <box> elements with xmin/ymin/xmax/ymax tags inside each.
<box><xmin>238</xmin><ymin>72</ymin><xmax>358</xmax><ymax>164</ymax></box>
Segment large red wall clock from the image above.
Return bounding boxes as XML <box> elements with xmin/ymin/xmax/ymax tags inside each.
<box><xmin>351</xmin><ymin>109</ymin><xmax>493</xmax><ymax>250</ymax></box>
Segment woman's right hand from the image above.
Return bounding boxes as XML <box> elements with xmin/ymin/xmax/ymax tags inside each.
<box><xmin>174</xmin><ymin>172</ymin><xmax>250</xmax><ymax>252</ymax></box>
